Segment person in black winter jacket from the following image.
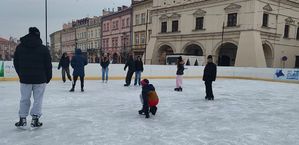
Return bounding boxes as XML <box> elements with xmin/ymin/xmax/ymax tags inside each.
<box><xmin>134</xmin><ymin>56</ymin><xmax>144</xmax><ymax>86</ymax></box>
<box><xmin>58</xmin><ymin>52</ymin><xmax>72</xmax><ymax>82</ymax></box>
<box><xmin>70</xmin><ymin>49</ymin><xmax>88</xmax><ymax>92</ymax></box>
<box><xmin>100</xmin><ymin>54</ymin><xmax>110</xmax><ymax>83</ymax></box>
<box><xmin>13</xmin><ymin>27</ymin><xmax>52</xmax><ymax>128</ymax></box>
<box><xmin>124</xmin><ymin>54</ymin><xmax>135</xmax><ymax>86</ymax></box>
<box><xmin>203</xmin><ymin>55</ymin><xmax>217</xmax><ymax>100</ymax></box>
<box><xmin>175</xmin><ymin>56</ymin><xmax>185</xmax><ymax>91</ymax></box>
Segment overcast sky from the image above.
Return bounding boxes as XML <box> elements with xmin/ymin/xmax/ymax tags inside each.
<box><xmin>0</xmin><ymin>0</ymin><xmax>131</xmax><ymax>44</ymax></box>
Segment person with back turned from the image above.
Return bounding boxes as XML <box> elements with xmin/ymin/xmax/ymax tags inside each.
<box><xmin>203</xmin><ymin>55</ymin><xmax>217</xmax><ymax>100</ymax></box>
<box><xmin>13</xmin><ymin>27</ymin><xmax>52</xmax><ymax>128</ymax></box>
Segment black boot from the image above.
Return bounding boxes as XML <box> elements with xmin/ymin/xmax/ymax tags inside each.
<box><xmin>178</xmin><ymin>87</ymin><xmax>183</xmax><ymax>92</ymax></box>
<box><xmin>15</xmin><ymin>117</ymin><xmax>27</xmax><ymax>128</ymax></box>
<box><xmin>150</xmin><ymin>106</ymin><xmax>157</xmax><ymax>115</ymax></box>
<box><xmin>138</xmin><ymin>110</ymin><xmax>144</xmax><ymax>115</ymax></box>
<box><xmin>31</xmin><ymin>115</ymin><xmax>42</xmax><ymax>128</ymax></box>
<box><xmin>81</xmin><ymin>88</ymin><xmax>84</xmax><ymax>92</ymax></box>
<box><xmin>174</xmin><ymin>88</ymin><xmax>179</xmax><ymax>91</ymax></box>
<box><xmin>69</xmin><ymin>84</ymin><xmax>75</xmax><ymax>92</ymax></box>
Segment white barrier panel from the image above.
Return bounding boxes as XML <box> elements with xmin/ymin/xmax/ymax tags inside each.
<box><xmin>1</xmin><ymin>61</ymin><xmax>298</xmax><ymax>83</ymax></box>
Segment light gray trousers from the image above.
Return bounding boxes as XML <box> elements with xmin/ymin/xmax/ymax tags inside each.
<box><xmin>19</xmin><ymin>83</ymin><xmax>46</xmax><ymax>118</ymax></box>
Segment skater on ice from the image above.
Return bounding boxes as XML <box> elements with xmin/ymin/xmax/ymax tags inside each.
<box><xmin>70</xmin><ymin>49</ymin><xmax>88</xmax><ymax>92</ymax></box>
<box><xmin>174</xmin><ymin>56</ymin><xmax>185</xmax><ymax>92</ymax></box>
<box><xmin>134</xmin><ymin>56</ymin><xmax>144</xmax><ymax>86</ymax></box>
<box><xmin>58</xmin><ymin>52</ymin><xmax>72</xmax><ymax>83</ymax></box>
<box><xmin>138</xmin><ymin>79</ymin><xmax>159</xmax><ymax>118</ymax></box>
<box><xmin>203</xmin><ymin>55</ymin><xmax>217</xmax><ymax>100</ymax></box>
<box><xmin>13</xmin><ymin>27</ymin><xmax>52</xmax><ymax>128</ymax></box>
<box><xmin>100</xmin><ymin>54</ymin><xmax>110</xmax><ymax>83</ymax></box>
<box><xmin>124</xmin><ymin>53</ymin><xmax>135</xmax><ymax>86</ymax></box>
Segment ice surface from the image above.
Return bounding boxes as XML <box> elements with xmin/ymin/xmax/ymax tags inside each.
<box><xmin>0</xmin><ymin>79</ymin><xmax>298</xmax><ymax>145</ymax></box>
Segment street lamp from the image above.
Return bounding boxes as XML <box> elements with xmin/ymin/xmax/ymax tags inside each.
<box><xmin>45</xmin><ymin>0</ymin><xmax>48</xmax><ymax>47</ymax></box>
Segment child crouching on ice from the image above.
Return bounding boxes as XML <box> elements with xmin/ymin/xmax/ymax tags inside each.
<box><xmin>138</xmin><ymin>79</ymin><xmax>159</xmax><ymax>118</ymax></box>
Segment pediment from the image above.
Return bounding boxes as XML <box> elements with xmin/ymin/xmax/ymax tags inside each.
<box><xmin>263</xmin><ymin>4</ymin><xmax>273</xmax><ymax>11</ymax></box>
<box><xmin>193</xmin><ymin>9</ymin><xmax>207</xmax><ymax>17</ymax></box>
<box><xmin>224</xmin><ymin>3</ymin><xmax>242</xmax><ymax>12</ymax></box>
<box><xmin>285</xmin><ymin>17</ymin><xmax>295</xmax><ymax>24</ymax></box>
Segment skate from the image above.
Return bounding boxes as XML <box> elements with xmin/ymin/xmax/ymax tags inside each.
<box><xmin>145</xmin><ymin>113</ymin><xmax>150</xmax><ymax>118</ymax></box>
<box><xmin>15</xmin><ymin>117</ymin><xmax>27</xmax><ymax>129</ymax></box>
<box><xmin>138</xmin><ymin>110</ymin><xmax>144</xmax><ymax>115</ymax></box>
<box><xmin>150</xmin><ymin>107</ymin><xmax>157</xmax><ymax>116</ymax></box>
<box><xmin>174</xmin><ymin>88</ymin><xmax>179</xmax><ymax>91</ymax></box>
<box><xmin>178</xmin><ymin>87</ymin><xmax>183</xmax><ymax>92</ymax></box>
<box><xmin>81</xmin><ymin>88</ymin><xmax>84</xmax><ymax>92</ymax></box>
<box><xmin>105</xmin><ymin>80</ymin><xmax>108</xmax><ymax>83</ymax></box>
<box><xmin>69</xmin><ymin>87</ymin><xmax>74</xmax><ymax>92</ymax></box>
<box><xmin>31</xmin><ymin>115</ymin><xmax>43</xmax><ymax>128</ymax></box>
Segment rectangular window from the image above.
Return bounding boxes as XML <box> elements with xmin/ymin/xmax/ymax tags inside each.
<box><xmin>126</xmin><ymin>18</ymin><xmax>130</xmax><ymax>27</ymax></box>
<box><xmin>135</xmin><ymin>33</ymin><xmax>139</xmax><ymax>45</ymax></box>
<box><xmin>284</xmin><ymin>25</ymin><xmax>289</xmax><ymax>38</ymax></box>
<box><xmin>140</xmin><ymin>32</ymin><xmax>145</xmax><ymax>44</ymax></box>
<box><xmin>141</xmin><ymin>13</ymin><xmax>146</xmax><ymax>24</ymax></box>
<box><xmin>122</xmin><ymin>19</ymin><xmax>125</xmax><ymax>28</ymax></box>
<box><xmin>296</xmin><ymin>56</ymin><xmax>299</xmax><ymax>68</ymax></box>
<box><xmin>227</xmin><ymin>13</ymin><xmax>237</xmax><ymax>27</ymax></box>
<box><xmin>195</xmin><ymin>17</ymin><xmax>204</xmax><ymax>30</ymax></box>
<box><xmin>296</xmin><ymin>27</ymin><xmax>299</xmax><ymax>40</ymax></box>
<box><xmin>161</xmin><ymin>22</ymin><xmax>167</xmax><ymax>33</ymax></box>
<box><xmin>172</xmin><ymin>20</ymin><xmax>179</xmax><ymax>32</ymax></box>
<box><xmin>262</xmin><ymin>13</ymin><xmax>269</xmax><ymax>27</ymax></box>
<box><xmin>135</xmin><ymin>14</ymin><xmax>140</xmax><ymax>25</ymax></box>
<box><xmin>116</xmin><ymin>20</ymin><xmax>119</xmax><ymax>29</ymax></box>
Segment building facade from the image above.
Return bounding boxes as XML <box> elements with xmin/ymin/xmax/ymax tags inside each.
<box><xmin>132</xmin><ymin>0</ymin><xmax>153</xmax><ymax>59</ymax></box>
<box><xmin>50</xmin><ymin>31</ymin><xmax>62</xmax><ymax>62</ymax></box>
<box><xmin>0</xmin><ymin>37</ymin><xmax>18</xmax><ymax>61</ymax></box>
<box><xmin>144</xmin><ymin>0</ymin><xmax>299</xmax><ymax>68</ymax></box>
<box><xmin>51</xmin><ymin>16</ymin><xmax>102</xmax><ymax>63</ymax></box>
<box><xmin>101</xmin><ymin>6</ymin><xmax>132</xmax><ymax>63</ymax></box>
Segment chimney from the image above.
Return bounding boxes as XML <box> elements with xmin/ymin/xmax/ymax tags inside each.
<box><xmin>122</xmin><ymin>5</ymin><xmax>128</xmax><ymax>9</ymax></box>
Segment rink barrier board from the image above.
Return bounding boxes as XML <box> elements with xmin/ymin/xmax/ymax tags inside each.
<box><xmin>1</xmin><ymin>76</ymin><xmax>298</xmax><ymax>84</ymax></box>
<box><xmin>0</xmin><ymin>61</ymin><xmax>298</xmax><ymax>84</ymax></box>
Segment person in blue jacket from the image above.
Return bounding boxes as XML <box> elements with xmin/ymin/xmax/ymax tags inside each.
<box><xmin>69</xmin><ymin>49</ymin><xmax>88</xmax><ymax>92</ymax></box>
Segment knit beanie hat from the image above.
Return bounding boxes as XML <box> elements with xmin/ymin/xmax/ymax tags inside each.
<box><xmin>141</xmin><ymin>79</ymin><xmax>149</xmax><ymax>87</ymax></box>
<box><xmin>29</xmin><ymin>27</ymin><xmax>40</xmax><ymax>37</ymax></box>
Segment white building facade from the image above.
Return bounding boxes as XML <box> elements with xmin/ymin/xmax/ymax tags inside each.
<box><xmin>145</xmin><ymin>0</ymin><xmax>299</xmax><ymax>68</ymax></box>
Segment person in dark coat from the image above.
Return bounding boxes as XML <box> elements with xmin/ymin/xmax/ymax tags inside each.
<box><xmin>175</xmin><ymin>56</ymin><xmax>185</xmax><ymax>92</ymax></box>
<box><xmin>58</xmin><ymin>52</ymin><xmax>72</xmax><ymax>83</ymax></box>
<box><xmin>100</xmin><ymin>54</ymin><xmax>110</xmax><ymax>83</ymax></box>
<box><xmin>13</xmin><ymin>27</ymin><xmax>52</xmax><ymax>128</ymax></box>
<box><xmin>70</xmin><ymin>49</ymin><xmax>88</xmax><ymax>92</ymax></box>
<box><xmin>138</xmin><ymin>79</ymin><xmax>159</xmax><ymax>118</ymax></box>
<box><xmin>203</xmin><ymin>55</ymin><xmax>217</xmax><ymax>100</ymax></box>
<box><xmin>124</xmin><ymin>54</ymin><xmax>135</xmax><ymax>86</ymax></box>
<box><xmin>134</xmin><ymin>56</ymin><xmax>144</xmax><ymax>86</ymax></box>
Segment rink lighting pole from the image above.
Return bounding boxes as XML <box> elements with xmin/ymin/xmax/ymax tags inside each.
<box><xmin>45</xmin><ymin>0</ymin><xmax>48</xmax><ymax>47</ymax></box>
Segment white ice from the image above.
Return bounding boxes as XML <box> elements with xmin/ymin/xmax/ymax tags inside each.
<box><xmin>0</xmin><ymin>79</ymin><xmax>298</xmax><ymax>145</ymax></box>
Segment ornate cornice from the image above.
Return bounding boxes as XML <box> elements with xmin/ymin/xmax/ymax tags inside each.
<box><xmin>224</xmin><ymin>3</ymin><xmax>242</xmax><ymax>13</ymax></box>
<box><xmin>263</xmin><ymin>3</ymin><xmax>273</xmax><ymax>11</ymax></box>
<box><xmin>193</xmin><ymin>9</ymin><xmax>207</xmax><ymax>17</ymax></box>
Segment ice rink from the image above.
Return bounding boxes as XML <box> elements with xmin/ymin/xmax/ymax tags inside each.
<box><xmin>0</xmin><ymin>79</ymin><xmax>298</xmax><ymax>145</ymax></box>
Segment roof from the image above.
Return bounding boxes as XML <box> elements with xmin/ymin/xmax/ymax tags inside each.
<box><xmin>0</xmin><ymin>37</ymin><xmax>9</xmax><ymax>43</ymax></box>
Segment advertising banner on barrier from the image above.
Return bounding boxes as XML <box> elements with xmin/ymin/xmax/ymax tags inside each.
<box><xmin>274</xmin><ymin>69</ymin><xmax>299</xmax><ymax>81</ymax></box>
<box><xmin>0</xmin><ymin>61</ymin><xmax>4</xmax><ymax>77</ymax></box>
<box><xmin>4</xmin><ymin>61</ymin><xmax>17</xmax><ymax>78</ymax></box>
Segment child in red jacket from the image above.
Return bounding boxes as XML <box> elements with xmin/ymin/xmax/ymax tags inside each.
<box><xmin>138</xmin><ymin>79</ymin><xmax>159</xmax><ymax>118</ymax></box>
